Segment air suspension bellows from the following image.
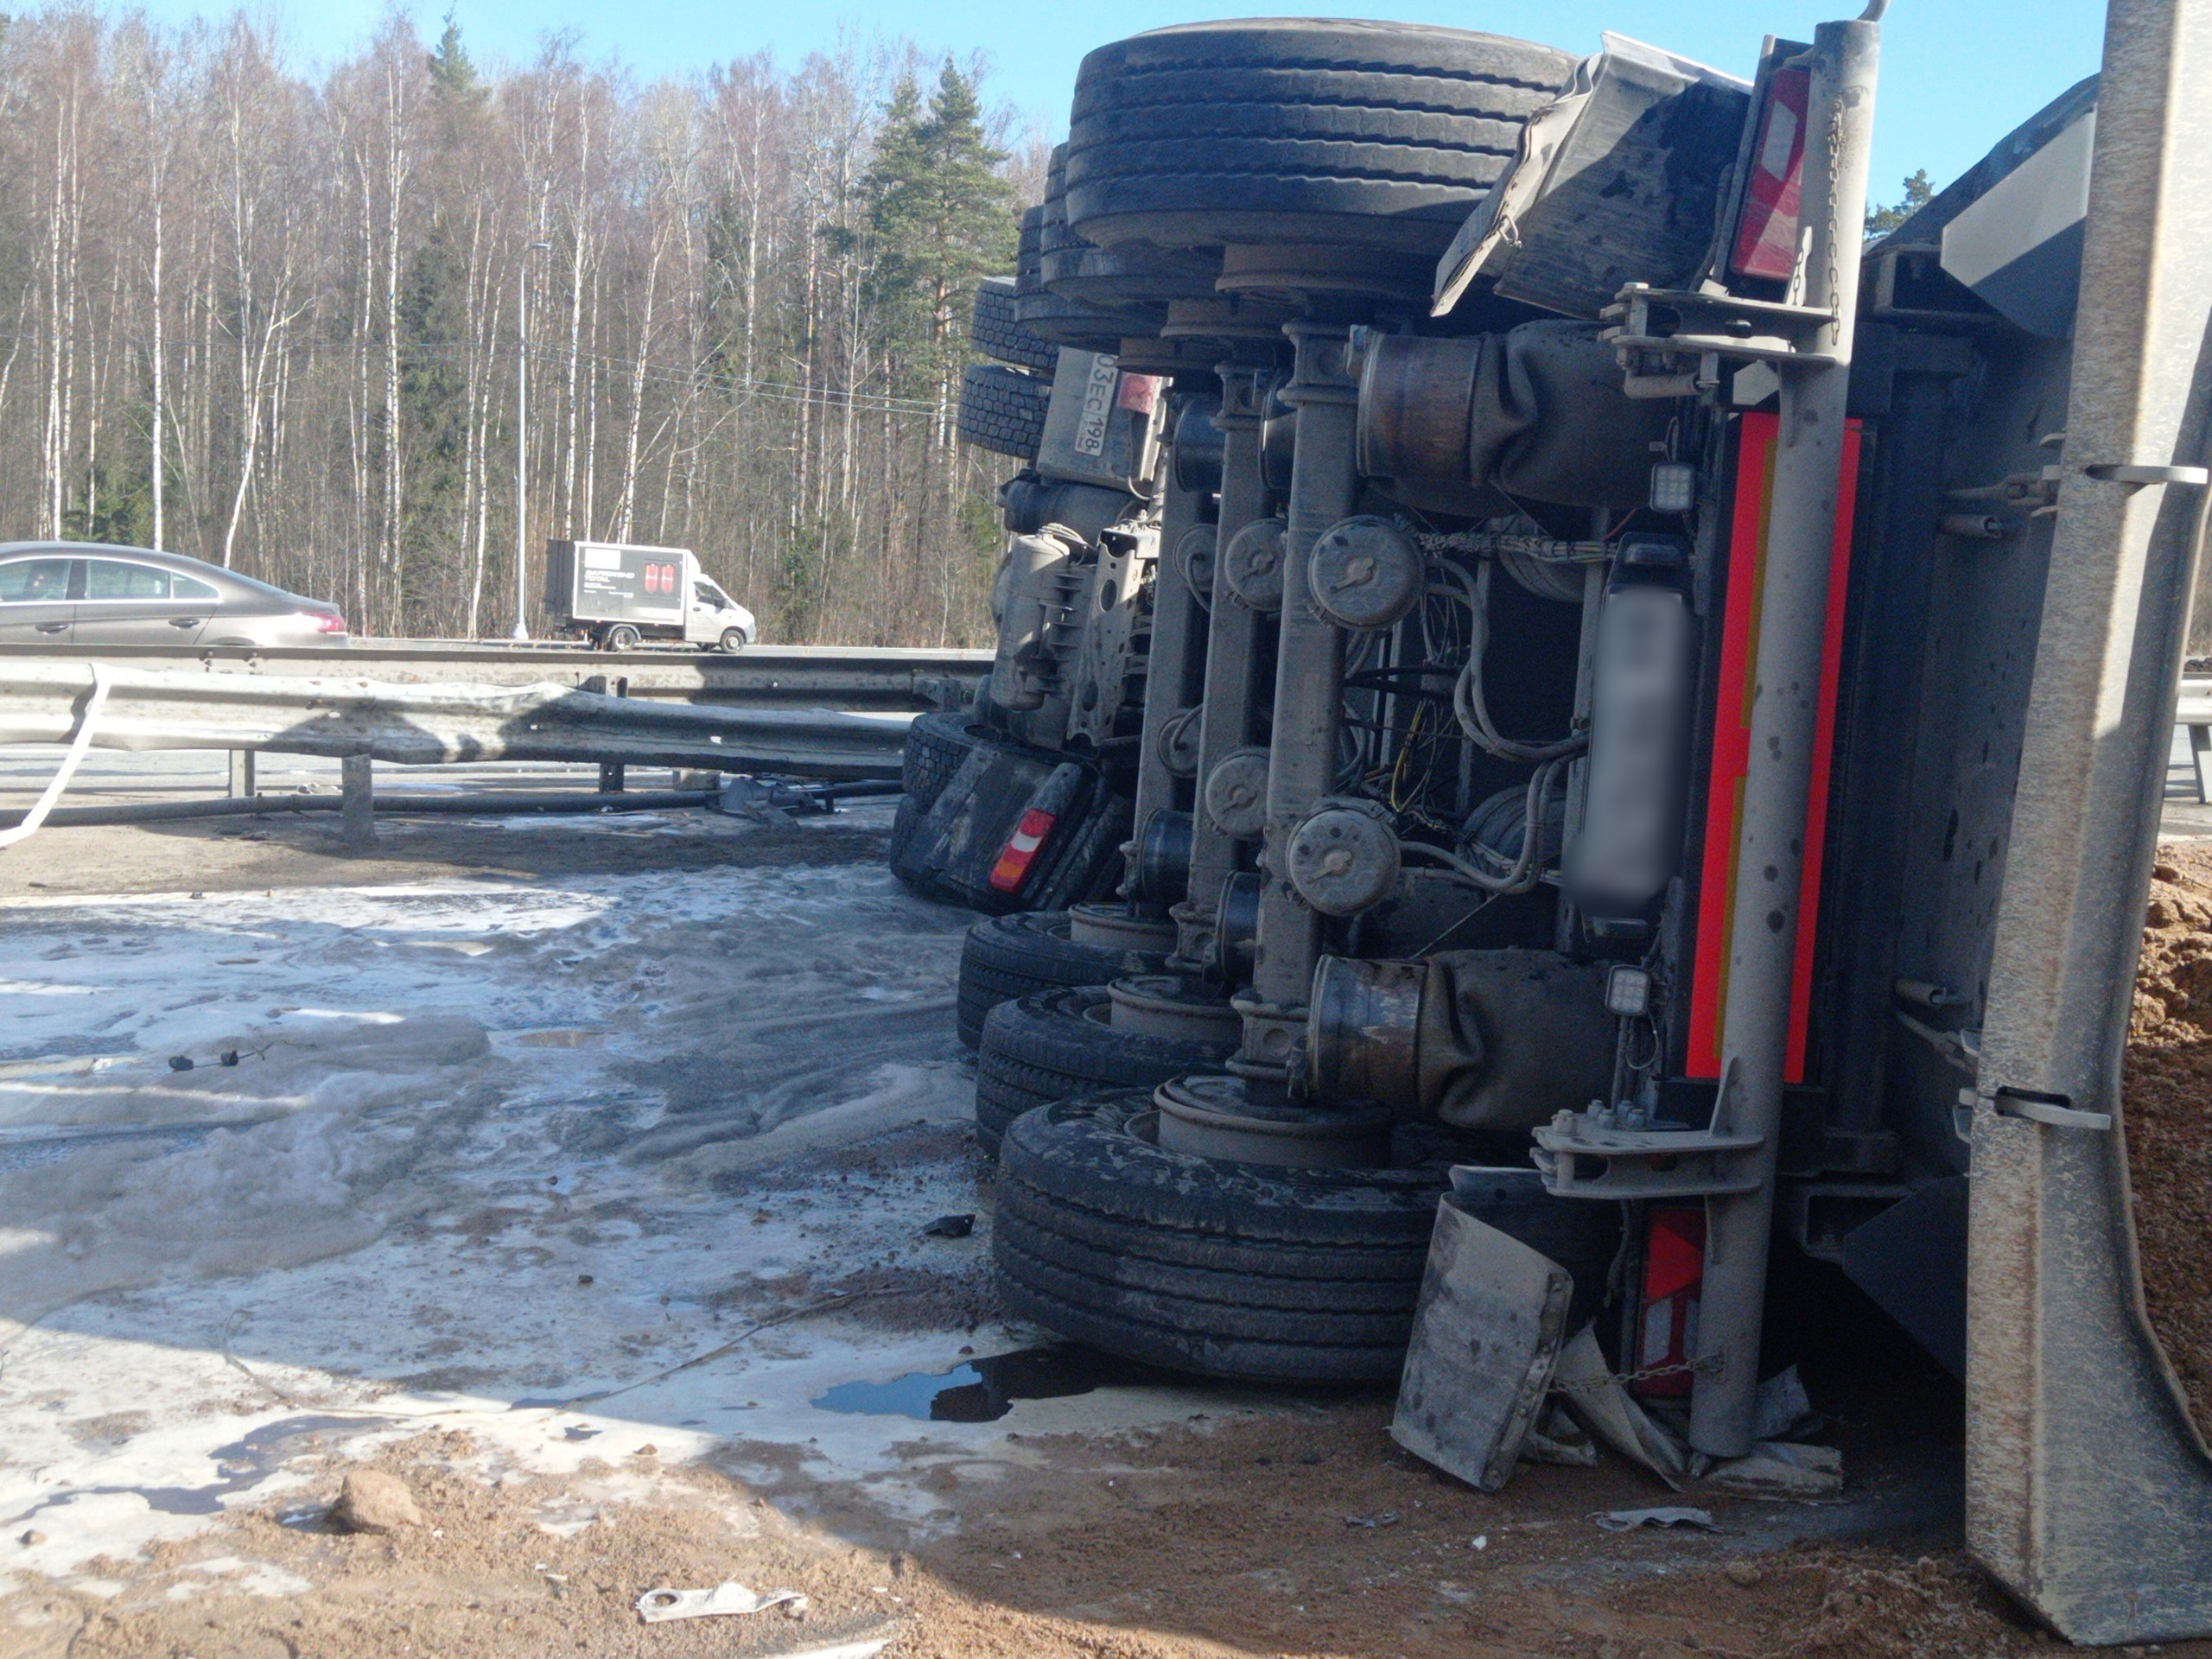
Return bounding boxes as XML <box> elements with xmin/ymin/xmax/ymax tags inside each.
<box><xmin>1308</xmin><ymin>950</ymin><xmax>1615</xmax><ymax>1129</ymax></box>
<box><xmin>1357</xmin><ymin>321</ymin><xmax>1674</xmax><ymax>511</ymax></box>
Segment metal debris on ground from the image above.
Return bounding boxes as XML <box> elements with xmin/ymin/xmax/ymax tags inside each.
<box><xmin>1594</xmin><ymin>1506</ymin><xmax>1721</xmax><ymax>1534</ymax></box>
<box><xmin>1344</xmin><ymin>1511</ymin><xmax>1401</xmax><ymax>1529</ymax></box>
<box><xmin>634</xmin><ymin>1582</ymin><xmax>810</xmax><ymax>1624</ymax></box>
<box><xmin>921</xmin><ymin>1213</ymin><xmax>976</xmax><ymax>1238</ymax></box>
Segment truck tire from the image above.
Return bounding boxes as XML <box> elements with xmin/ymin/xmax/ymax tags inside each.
<box><xmin>1012</xmin><ymin>289</ymin><xmax>1146</xmax><ymax>353</ymax></box>
<box><xmin>604</xmin><ymin>623</ymin><xmax>641</xmax><ymax>652</ymax></box>
<box><xmin>956</xmin><ymin>911</ymin><xmax>1168</xmax><ymax>1049</ymax></box>
<box><xmin>1065</xmin><ymin>21</ymin><xmax>1578</xmax><ymax>257</ymax></box>
<box><xmin>955</xmin><ymin>365</ymin><xmax>1048</xmax><ymax>462</ymax></box>
<box><xmin>971</xmin><ymin>277</ymin><xmax>1061</xmax><ymax>373</ymax></box>
<box><xmin>719</xmin><ymin>627</ymin><xmax>747</xmax><ymax>652</ymax></box>
<box><xmin>900</xmin><ymin>710</ymin><xmax>986</xmax><ymax>811</ymax></box>
<box><xmin>1036</xmin><ymin>143</ymin><xmax>1216</xmax><ymax>312</ymax></box>
<box><xmin>958</xmin><ymin>364</ymin><xmax>1052</xmax><ymax>461</ymax></box>
<box><xmin>992</xmin><ymin>1093</ymin><xmax>1449</xmax><ymax>1382</ymax></box>
<box><xmin>974</xmin><ymin>986</ymin><xmax>1236</xmax><ymax>1157</ymax></box>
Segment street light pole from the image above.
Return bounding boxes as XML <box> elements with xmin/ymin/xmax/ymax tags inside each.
<box><xmin>512</xmin><ymin>240</ymin><xmax>550</xmax><ymax>641</ymax></box>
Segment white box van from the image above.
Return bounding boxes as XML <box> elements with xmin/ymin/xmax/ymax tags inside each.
<box><xmin>543</xmin><ymin>540</ymin><xmax>758</xmax><ymax>652</ymax></box>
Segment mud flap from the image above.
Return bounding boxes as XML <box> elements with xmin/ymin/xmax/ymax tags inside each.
<box><xmin>1390</xmin><ymin>1196</ymin><xmax>1573</xmax><ymax>1492</ymax></box>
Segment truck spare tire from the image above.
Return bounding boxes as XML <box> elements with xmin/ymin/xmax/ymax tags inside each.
<box><xmin>1065</xmin><ymin>20</ymin><xmax>1579</xmax><ymax>257</ymax></box>
<box><xmin>992</xmin><ymin>1093</ymin><xmax>1449</xmax><ymax>1382</ymax></box>
<box><xmin>957</xmin><ymin>364</ymin><xmax>1052</xmax><ymax>460</ymax></box>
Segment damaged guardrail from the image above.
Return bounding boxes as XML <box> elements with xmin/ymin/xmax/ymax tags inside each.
<box><xmin>10</xmin><ymin>640</ymin><xmax>988</xmax><ymax>711</ymax></box>
<box><xmin>0</xmin><ymin>658</ymin><xmax>915</xmax><ymax>781</ymax></box>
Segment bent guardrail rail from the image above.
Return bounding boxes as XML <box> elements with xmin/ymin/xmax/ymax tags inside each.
<box><xmin>0</xmin><ymin>658</ymin><xmax>915</xmax><ymax>781</ymax></box>
<box><xmin>2</xmin><ymin>640</ymin><xmax>989</xmax><ymax>710</ymax></box>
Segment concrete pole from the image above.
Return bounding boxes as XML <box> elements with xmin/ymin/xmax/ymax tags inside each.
<box><xmin>1689</xmin><ymin>13</ymin><xmax>1882</xmax><ymax>1458</ymax></box>
<box><xmin>340</xmin><ymin>753</ymin><xmax>375</xmax><ymax>849</ymax></box>
<box><xmin>1170</xmin><ymin>363</ymin><xmax>1274</xmax><ymax>971</ymax></box>
<box><xmin>1236</xmin><ymin>324</ymin><xmax>1359</xmax><ymax>1084</ymax></box>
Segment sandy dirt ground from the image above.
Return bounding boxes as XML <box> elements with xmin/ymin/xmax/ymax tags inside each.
<box><xmin>2124</xmin><ymin>841</ymin><xmax>2212</xmax><ymax>1443</ymax></box>
<box><xmin>1</xmin><ymin>780</ymin><xmax>2209</xmax><ymax>1659</ymax></box>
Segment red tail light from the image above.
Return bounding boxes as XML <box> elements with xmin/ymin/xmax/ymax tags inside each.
<box><xmin>1729</xmin><ymin>65</ymin><xmax>1811</xmax><ymax>283</ymax></box>
<box><xmin>315</xmin><ymin>613</ymin><xmax>347</xmax><ymax>635</ymax></box>
<box><xmin>988</xmin><ymin>807</ymin><xmax>1057</xmax><ymax>893</ymax></box>
<box><xmin>1633</xmin><ymin>1205</ymin><xmax>1706</xmax><ymax>1399</ymax></box>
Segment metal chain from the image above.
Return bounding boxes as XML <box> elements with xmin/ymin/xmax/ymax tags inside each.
<box><xmin>1823</xmin><ymin>95</ymin><xmax>1847</xmax><ymax>324</ymax></box>
<box><xmin>1549</xmin><ymin>1347</ymin><xmax>1726</xmax><ymax>1395</ymax></box>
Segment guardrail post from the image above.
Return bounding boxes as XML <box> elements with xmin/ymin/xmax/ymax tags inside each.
<box><xmin>227</xmin><ymin>749</ymin><xmax>256</xmax><ymax>798</ymax></box>
<box><xmin>598</xmin><ymin>761</ymin><xmax>626</xmax><ymax>793</ymax></box>
<box><xmin>340</xmin><ymin>754</ymin><xmax>375</xmax><ymax>849</ymax></box>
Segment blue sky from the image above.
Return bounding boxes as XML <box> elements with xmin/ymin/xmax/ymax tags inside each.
<box><xmin>148</xmin><ymin>0</ymin><xmax>2106</xmax><ymax>205</ymax></box>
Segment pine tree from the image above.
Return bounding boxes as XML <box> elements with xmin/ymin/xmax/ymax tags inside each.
<box><xmin>864</xmin><ymin>61</ymin><xmax>1016</xmax><ymax>398</ymax></box>
<box><xmin>428</xmin><ymin>13</ymin><xmax>480</xmax><ymax>105</ymax></box>
<box><xmin>1866</xmin><ymin>168</ymin><xmax>1934</xmax><ymax>237</ymax></box>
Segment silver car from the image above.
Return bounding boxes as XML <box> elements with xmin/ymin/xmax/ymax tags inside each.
<box><xmin>0</xmin><ymin>543</ymin><xmax>348</xmax><ymax>647</ymax></box>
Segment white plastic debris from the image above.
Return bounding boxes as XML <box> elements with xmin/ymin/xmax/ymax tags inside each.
<box><xmin>1552</xmin><ymin>1325</ymin><xmax>1689</xmax><ymax>1489</ymax></box>
<box><xmin>635</xmin><ymin>1582</ymin><xmax>809</xmax><ymax>1623</ymax></box>
<box><xmin>1594</xmin><ymin>1506</ymin><xmax>1719</xmax><ymax>1534</ymax></box>
<box><xmin>1521</xmin><ymin>1400</ymin><xmax>1599</xmax><ymax>1468</ymax></box>
<box><xmin>1751</xmin><ymin>1363</ymin><xmax>1817</xmax><ymax>1442</ymax></box>
<box><xmin>1707</xmin><ymin>1439</ymin><xmax>1845</xmax><ymax>1500</ymax></box>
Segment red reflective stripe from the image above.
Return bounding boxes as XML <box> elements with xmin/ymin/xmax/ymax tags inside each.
<box><xmin>1786</xmin><ymin>422</ymin><xmax>1861</xmax><ymax>1083</ymax></box>
<box><xmin>1685</xmin><ymin>412</ymin><xmax>1861</xmax><ymax>1083</ymax></box>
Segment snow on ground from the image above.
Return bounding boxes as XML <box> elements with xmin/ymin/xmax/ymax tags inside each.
<box><xmin>0</xmin><ymin>848</ymin><xmax>1195</xmax><ymax>1595</ymax></box>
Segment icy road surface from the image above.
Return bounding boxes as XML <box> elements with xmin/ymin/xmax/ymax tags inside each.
<box><xmin>0</xmin><ymin>839</ymin><xmax>1231</xmax><ymax>1596</ymax></box>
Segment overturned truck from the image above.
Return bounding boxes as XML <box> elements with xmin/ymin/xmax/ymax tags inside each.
<box><xmin>904</xmin><ymin>6</ymin><xmax>2212</xmax><ymax>1643</ymax></box>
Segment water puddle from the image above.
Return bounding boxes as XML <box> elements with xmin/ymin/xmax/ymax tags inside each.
<box><xmin>811</xmin><ymin>1344</ymin><xmax>1164</xmax><ymax>1423</ymax></box>
<box><xmin>42</xmin><ymin>1414</ymin><xmax>390</xmax><ymax>1517</ymax></box>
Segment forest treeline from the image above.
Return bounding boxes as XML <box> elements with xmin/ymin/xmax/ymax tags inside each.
<box><xmin>0</xmin><ymin>9</ymin><xmax>1048</xmax><ymax>642</ymax></box>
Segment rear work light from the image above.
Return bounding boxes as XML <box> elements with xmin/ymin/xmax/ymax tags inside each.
<box><xmin>988</xmin><ymin>807</ymin><xmax>1058</xmax><ymax>893</ymax></box>
<box><xmin>1729</xmin><ymin>64</ymin><xmax>1811</xmax><ymax>285</ymax></box>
